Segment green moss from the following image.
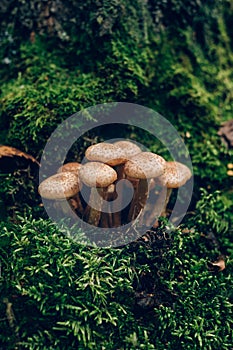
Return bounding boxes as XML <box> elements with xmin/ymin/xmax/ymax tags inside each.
<box><xmin>0</xmin><ymin>216</ymin><xmax>232</xmax><ymax>349</ymax></box>
<box><xmin>0</xmin><ymin>1</ymin><xmax>233</xmax><ymax>348</ymax></box>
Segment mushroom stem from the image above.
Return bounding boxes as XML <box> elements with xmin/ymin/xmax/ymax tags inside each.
<box><xmin>145</xmin><ymin>186</ymin><xmax>167</xmax><ymax>227</ymax></box>
<box><xmin>111</xmin><ymin>205</ymin><xmax>121</xmax><ymax>227</ymax></box>
<box><xmin>110</xmin><ymin>181</ymin><xmax>123</xmax><ymax>227</ymax></box>
<box><xmin>68</xmin><ymin>194</ymin><xmax>84</xmax><ymax>217</ymax></box>
<box><xmin>99</xmin><ymin>185</ymin><xmax>116</xmax><ymax>228</ymax></box>
<box><xmin>127</xmin><ymin>179</ymin><xmax>148</xmax><ymax>222</ymax></box>
<box><xmin>54</xmin><ymin>200</ymin><xmax>70</xmax><ymax>215</ymax></box>
<box><xmin>138</xmin><ymin>179</ymin><xmax>158</xmax><ymax>226</ymax></box>
<box><xmin>160</xmin><ymin>187</ymin><xmax>172</xmax><ymax>217</ymax></box>
<box><xmin>84</xmin><ymin>188</ymin><xmax>103</xmax><ymax>226</ymax></box>
<box><xmin>53</xmin><ymin>199</ymin><xmax>77</xmax><ymax>221</ymax></box>
<box><xmin>151</xmin><ymin>187</ymin><xmax>172</xmax><ymax>228</ymax></box>
<box><xmin>110</xmin><ymin>164</ymin><xmax>125</xmax><ymax>227</ymax></box>
<box><xmin>115</xmin><ymin>164</ymin><xmax>125</xmax><ymax>180</ymax></box>
<box><xmin>124</xmin><ymin>177</ymin><xmax>139</xmax><ymax>223</ymax></box>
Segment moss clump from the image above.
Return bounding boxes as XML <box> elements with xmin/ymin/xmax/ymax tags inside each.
<box><xmin>0</xmin><ymin>215</ymin><xmax>232</xmax><ymax>349</ymax></box>
<box><xmin>0</xmin><ymin>0</ymin><xmax>233</xmax><ymax>349</ymax></box>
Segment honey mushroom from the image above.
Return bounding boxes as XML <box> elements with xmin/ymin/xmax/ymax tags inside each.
<box><xmin>57</xmin><ymin>162</ymin><xmax>84</xmax><ymax>215</ymax></box>
<box><xmin>139</xmin><ymin>178</ymin><xmax>167</xmax><ymax>227</ymax></box>
<box><xmin>85</xmin><ymin>142</ymin><xmax>126</xmax><ymax>226</ymax></box>
<box><xmin>85</xmin><ymin>141</ymin><xmax>143</xmax><ymax>227</ymax></box>
<box><xmin>78</xmin><ymin>162</ymin><xmax>117</xmax><ymax>226</ymax></box>
<box><xmin>85</xmin><ymin>141</ymin><xmax>137</xmax><ymax>227</ymax></box>
<box><xmin>113</xmin><ymin>140</ymin><xmax>142</xmax><ymax>179</ymax></box>
<box><xmin>38</xmin><ymin>172</ymin><xmax>82</xmax><ymax>217</ymax></box>
<box><xmin>146</xmin><ymin>161</ymin><xmax>192</xmax><ymax>226</ymax></box>
<box><xmin>57</xmin><ymin>162</ymin><xmax>82</xmax><ymax>174</ymax></box>
<box><xmin>38</xmin><ymin>143</ymin><xmax>192</xmax><ymax>230</ymax></box>
<box><xmin>85</xmin><ymin>142</ymin><xmax>126</xmax><ymax>166</ymax></box>
<box><xmin>124</xmin><ymin>152</ymin><xmax>166</xmax><ymax>223</ymax></box>
<box><xmin>112</xmin><ymin>141</ymin><xmax>142</xmax><ymax>226</ymax></box>
<box><xmin>38</xmin><ymin>144</ymin><xmax>192</xmax><ymax>229</ymax></box>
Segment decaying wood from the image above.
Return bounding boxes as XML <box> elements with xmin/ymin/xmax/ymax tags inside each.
<box><xmin>0</xmin><ymin>145</ymin><xmax>40</xmax><ymax>165</ymax></box>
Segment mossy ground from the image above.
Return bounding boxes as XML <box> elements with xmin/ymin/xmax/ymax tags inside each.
<box><xmin>0</xmin><ymin>1</ymin><xmax>233</xmax><ymax>349</ymax></box>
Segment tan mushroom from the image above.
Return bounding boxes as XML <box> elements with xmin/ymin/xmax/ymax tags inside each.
<box><xmin>57</xmin><ymin>162</ymin><xmax>82</xmax><ymax>174</ymax></box>
<box><xmin>85</xmin><ymin>141</ymin><xmax>141</xmax><ymax>226</ymax></box>
<box><xmin>146</xmin><ymin>161</ymin><xmax>192</xmax><ymax>225</ymax></box>
<box><xmin>57</xmin><ymin>162</ymin><xmax>84</xmax><ymax>214</ymax></box>
<box><xmin>158</xmin><ymin>161</ymin><xmax>192</xmax><ymax>189</ymax></box>
<box><xmin>85</xmin><ymin>142</ymin><xmax>126</xmax><ymax>166</ymax></box>
<box><xmin>98</xmin><ymin>183</ymin><xmax>117</xmax><ymax>227</ymax></box>
<box><xmin>38</xmin><ymin>172</ymin><xmax>82</xmax><ymax>216</ymax></box>
<box><xmin>79</xmin><ymin>162</ymin><xmax>117</xmax><ymax>226</ymax></box>
<box><xmin>112</xmin><ymin>139</ymin><xmax>142</xmax><ymax>184</ymax></box>
<box><xmin>113</xmin><ymin>140</ymin><xmax>142</xmax><ymax>160</ymax></box>
<box><xmin>111</xmin><ymin>141</ymin><xmax>142</xmax><ymax>226</ymax></box>
<box><xmin>124</xmin><ymin>152</ymin><xmax>166</xmax><ymax>222</ymax></box>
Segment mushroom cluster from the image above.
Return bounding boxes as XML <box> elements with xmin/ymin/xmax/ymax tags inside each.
<box><xmin>38</xmin><ymin>141</ymin><xmax>192</xmax><ymax>228</ymax></box>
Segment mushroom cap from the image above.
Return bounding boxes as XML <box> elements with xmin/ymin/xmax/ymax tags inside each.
<box><xmin>38</xmin><ymin>172</ymin><xmax>81</xmax><ymax>199</ymax></box>
<box><xmin>57</xmin><ymin>162</ymin><xmax>82</xmax><ymax>173</ymax></box>
<box><xmin>124</xmin><ymin>175</ymin><xmax>140</xmax><ymax>188</ymax></box>
<box><xmin>158</xmin><ymin>161</ymin><xmax>192</xmax><ymax>188</ymax></box>
<box><xmin>124</xmin><ymin>152</ymin><xmax>166</xmax><ymax>179</ymax></box>
<box><xmin>113</xmin><ymin>140</ymin><xmax>142</xmax><ymax>159</ymax></box>
<box><xmin>79</xmin><ymin>162</ymin><xmax>117</xmax><ymax>187</ymax></box>
<box><xmin>85</xmin><ymin>142</ymin><xmax>126</xmax><ymax>166</ymax></box>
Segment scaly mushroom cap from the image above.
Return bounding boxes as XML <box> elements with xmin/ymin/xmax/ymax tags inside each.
<box><xmin>158</xmin><ymin>161</ymin><xmax>192</xmax><ymax>188</ymax></box>
<box><xmin>38</xmin><ymin>172</ymin><xmax>81</xmax><ymax>199</ymax></box>
<box><xmin>85</xmin><ymin>143</ymin><xmax>126</xmax><ymax>166</ymax></box>
<box><xmin>124</xmin><ymin>152</ymin><xmax>166</xmax><ymax>179</ymax></box>
<box><xmin>113</xmin><ymin>140</ymin><xmax>141</xmax><ymax>159</ymax></box>
<box><xmin>57</xmin><ymin>162</ymin><xmax>82</xmax><ymax>174</ymax></box>
<box><xmin>79</xmin><ymin>162</ymin><xmax>117</xmax><ymax>187</ymax></box>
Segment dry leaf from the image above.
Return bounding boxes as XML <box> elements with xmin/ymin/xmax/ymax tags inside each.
<box><xmin>0</xmin><ymin>146</ymin><xmax>40</xmax><ymax>165</ymax></box>
<box><xmin>208</xmin><ymin>255</ymin><xmax>226</xmax><ymax>272</ymax></box>
<box><xmin>218</xmin><ymin>119</ymin><xmax>233</xmax><ymax>148</ymax></box>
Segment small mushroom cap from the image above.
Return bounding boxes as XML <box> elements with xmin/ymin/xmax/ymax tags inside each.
<box><xmin>106</xmin><ymin>183</ymin><xmax>115</xmax><ymax>194</ymax></box>
<box><xmin>79</xmin><ymin>162</ymin><xmax>117</xmax><ymax>187</ymax></box>
<box><xmin>124</xmin><ymin>152</ymin><xmax>166</xmax><ymax>179</ymax></box>
<box><xmin>158</xmin><ymin>161</ymin><xmax>192</xmax><ymax>188</ymax></box>
<box><xmin>57</xmin><ymin>162</ymin><xmax>82</xmax><ymax>173</ymax></box>
<box><xmin>113</xmin><ymin>140</ymin><xmax>142</xmax><ymax>159</ymax></box>
<box><xmin>38</xmin><ymin>172</ymin><xmax>81</xmax><ymax>199</ymax></box>
<box><xmin>124</xmin><ymin>175</ymin><xmax>139</xmax><ymax>188</ymax></box>
<box><xmin>85</xmin><ymin>143</ymin><xmax>126</xmax><ymax>166</ymax></box>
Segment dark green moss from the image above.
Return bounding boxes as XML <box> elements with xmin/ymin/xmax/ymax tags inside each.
<box><xmin>0</xmin><ymin>215</ymin><xmax>232</xmax><ymax>349</ymax></box>
<box><xmin>0</xmin><ymin>0</ymin><xmax>233</xmax><ymax>348</ymax></box>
